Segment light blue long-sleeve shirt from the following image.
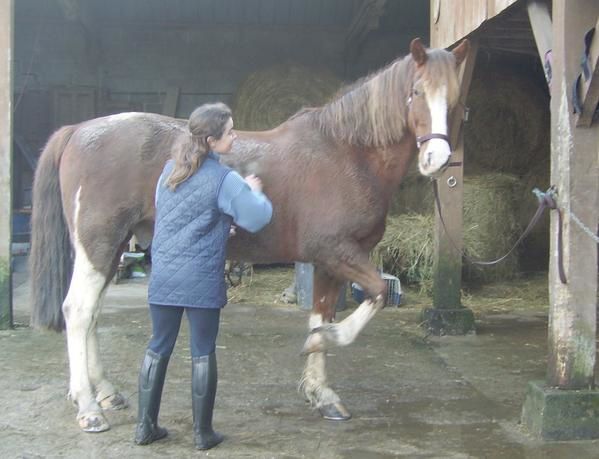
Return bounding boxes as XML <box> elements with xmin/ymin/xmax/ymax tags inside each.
<box><xmin>155</xmin><ymin>157</ymin><xmax>273</xmax><ymax>234</ymax></box>
<box><xmin>217</xmin><ymin>171</ymin><xmax>273</xmax><ymax>233</ymax></box>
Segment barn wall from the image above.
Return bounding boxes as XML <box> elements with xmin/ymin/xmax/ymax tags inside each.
<box><xmin>14</xmin><ymin>2</ymin><xmax>427</xmax><ymax>152</ymax></box>
<box><xmin>11</xmin><ymin>0</ymin><xmax>428</xmax><ymax>212</ymax></box>
<box><xmin>14</xmin><ymin>21</ymin><xmax>348</xmax><ymax>116</ymax></box>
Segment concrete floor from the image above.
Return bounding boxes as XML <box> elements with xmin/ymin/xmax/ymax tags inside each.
<box><xmin>2</xmin><ymin>263</ymin><xmax>599</xmax><ymax>458</ymax></box>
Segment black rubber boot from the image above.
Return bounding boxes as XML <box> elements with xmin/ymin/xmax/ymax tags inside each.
<box><xmin>134</xmin><ymin>349</ymin><xmax>169</xmax><ymax>445</ymax></box>
<box><xmin>192</xmin><ymin>353</ymin><xmax>224</xmax><ymax>450</ymax></box>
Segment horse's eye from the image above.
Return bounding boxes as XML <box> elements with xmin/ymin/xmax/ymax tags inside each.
<box><xmin>413</xmin><ymin>89</ymin><xmax>421</xmax><ymax>96</ymax></box>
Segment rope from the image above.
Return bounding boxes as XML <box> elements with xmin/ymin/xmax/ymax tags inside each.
<box><xmin>568</xmin><ymin>209</ymin><xmax>599</xmax><ymax>244</ymax></box>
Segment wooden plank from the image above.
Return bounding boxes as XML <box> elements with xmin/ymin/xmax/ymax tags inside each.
<box><xmin>345</xmin><ymin>0</ymin><xmax>386</xmax><ymax>49</ymax></box>
<box><xmin>0</xmin><ymin>0</ymin><xmax>13</xmax><ymax>330</ymax></box>
<box><xmin>162</xmin><ymin>87</ymin><xmax>180</xmax><ymax>118</ymax></box>
<box><xmin>431</xmin><ymin>39</ymin><xmax>479</xmax><ymax>310</ymax></box>
<box><xmin>576</xmin><ymin>16</ymin><xmax>599</xmax><ymax>127</ymax></box>
<box><xmin>527</xmin><ymin>0</ymin><xmax>553</xmax><ymax>84</ymax></box>
<box><xmin>431</xmin><ymin>0</ymin><xmax>519</xmax><ymax>48</ymax></box>
<box><xmin>547</xmin><ymin>0</ymin><xmax>599</xmax><ymax>389</ymax></box>
<box><xmin>432</xmin><ymin>0</ymin><xmax>486</xmax><ymax>48</ymax></box>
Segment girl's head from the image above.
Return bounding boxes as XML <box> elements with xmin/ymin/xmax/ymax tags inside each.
<box><xmin>166</xmin><ymin>102</ymin><xmax>236</xmax><ymax>190</ymax></box>
<box><xmin>189</xmin><ymin>102</ymin><xmax>236</xmax><ymax>155</ymax></box>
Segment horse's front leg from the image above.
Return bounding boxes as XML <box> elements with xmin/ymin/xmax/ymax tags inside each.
<box><xmin>63</xmin><ymin>249</ymin><xmax>111</xmax><ymax>432</ymax></box>
<box><xmin>299</xmin><ymin>268</ymin><xmax>351</xmax><ymax>420</ymax></box>
<box><xmin>302</xmin><ymin>251</ymin><xmax>386</xmax><ymax>353</ymax></box>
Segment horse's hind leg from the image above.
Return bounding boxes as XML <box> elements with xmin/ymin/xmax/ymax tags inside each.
<box><xmin>87</xmin><ymin>238</ymin><xmax>130</xmax><ymax>412</ymax></box>
<box><xmin>88</xmin><ymin>294</ymin><xmax>129</xmax><ymax>411</ymax></box>
<box><xmin>63</xmin><ymin>244</ymin><xmax>111</xmax><ymax>432</ymax></box>
<box><xmin>299</xmin><ymin>267</ymin><xmax>351</xmax><ymax>421</ymax></box>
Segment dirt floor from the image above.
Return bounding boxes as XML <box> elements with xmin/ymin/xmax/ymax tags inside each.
<box><xmin>2</xmin><ymin>261</ymin><xmax>599</xmax><ymax>458</ymax></box>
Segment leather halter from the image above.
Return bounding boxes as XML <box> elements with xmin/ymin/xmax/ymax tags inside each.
<box><xmin>416</xmin><ymin>133</ymin><xmax>451</xmax><ymax>149</ymax></box>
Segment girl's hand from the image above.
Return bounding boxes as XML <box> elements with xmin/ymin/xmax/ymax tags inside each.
<box><xmin>245</xmin><ymin>174</ymin><xmax>263</xmax><ymax>192</ymax></box>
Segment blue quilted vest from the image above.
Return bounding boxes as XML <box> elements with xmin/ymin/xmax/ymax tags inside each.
<box><xmin>148</xmin><ymin>154</ymin><xmax>233</xmax><ymax>308</ymax></box>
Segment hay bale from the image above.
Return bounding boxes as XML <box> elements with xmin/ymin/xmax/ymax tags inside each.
<box><xmin>389</xmin><ymin>163</ymin><xmax>434</xmax><ymax>216</ymax></box>
<box><xmin>464</xmin><ymin>73</ymin><xmax>550</xmax><ymax>175</ymax></box>
<box><xmin>372</xmin><ymin>213</ymin><xmax>435</xmax><ymax>289</ymax></box>
<box><xmin>233</xmin><ymin>63</ymin><xmax>341</xmax><ymax>131</ymax></box>
<box><xmin>462</xmin><ymin>174</ymin><xmax>522</xmax><ymax>282</ymax></box>
<box><xmin>373</xmin><ymin>173</ymin><xmax>523</xmax><ymax>288</ymax></box>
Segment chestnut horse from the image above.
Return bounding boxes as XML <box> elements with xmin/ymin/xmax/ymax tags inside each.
<box><xmin>30</xmin><ymin>38</ymin><xmax>469</xmax><ymax>432</ymax></box>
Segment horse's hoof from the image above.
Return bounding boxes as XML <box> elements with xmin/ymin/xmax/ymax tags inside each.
<box><xmin>319</xmin><ymin>402</ymin><xmax>352</xmax><ymax>421</ymax></box>
<box><xmin>99</xmin><ymin>392</ymin><xmax>129</xmax><ymax>411</ymax></box>
<box><xmin>78</xmin><ymin>412</ymin><xmax>110</xmax><ymax>433</ymax></box>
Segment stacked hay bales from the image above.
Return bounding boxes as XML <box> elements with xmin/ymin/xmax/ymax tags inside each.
<box><xmin>464</xmin><ymin>73</ymin><xmax>549</xmax><ymax>175</ymax></box>
<box><xmin>388</xmin><ymin>162</ymin><xmax>434</xmax><ymax>216</ymax></box>
<box><xmin>375</xmin><ymin>174</ymin><xmax>523</xmax><ymax>290</ymax></box>
<box><xmin>464</xmin><ymin>65</ymin><xmax>551</xmax><ymax>272</ymax></box>
<box><xmin>461</xmin><ymin>175</ymin><xmax>522</xmax><ymax>282</ymax></box>
<box><xmin>233</xmin><ymin>63</ymin><xmax>341</xmax><ymax>131</ymax></box>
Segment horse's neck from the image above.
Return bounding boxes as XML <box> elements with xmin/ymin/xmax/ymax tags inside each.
<box><xmin>371</xmin><ymin>134</ymin><xmax>418</xmax><ymax>191</ymax></box>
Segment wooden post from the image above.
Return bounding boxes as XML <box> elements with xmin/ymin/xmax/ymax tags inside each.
<box><xmin>547</xmin><ymin>0</ymin><xmax>598</xmax><ymax>389</ymax></box>
<box><xmin>522</xmin><ymin>0</ymin><xmax>599</xmax><ymax>441</ymax></box>
<box><xmin>422</xmin><ymin>38</ymin><xmax>478</xmax><ymax>335</ymax></box>
<box><xmin>0</xmin><ymin>0</ymin><xmax>14</xmax><ymax>330</ymax></box>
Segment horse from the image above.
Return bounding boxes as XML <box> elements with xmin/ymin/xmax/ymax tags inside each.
<box><xmin>29</xmin><ymin>38</ymin><xmax>469</xmax><ymax>432</ymax></box>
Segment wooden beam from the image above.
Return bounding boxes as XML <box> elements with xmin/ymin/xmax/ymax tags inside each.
<box><xmin>345</xmin><ymin>0</ymin><xmax>387</xmax><ymax>52</ymax></box>
<box><xmin>0</xmin><ymin>0</ymin><xmax>13</xmax><ymax>330</ymax></box>
<box><xmin>576</xmin><ymin>16</ymin><xmax>599</xmax><ymax>127</ymax></box>
<box><xmin>527</xmin><ymin>0</ymin><xmax>553</xmax><ymax>85</ymax></box>
<box><xmin>58</xmin><ymin>0</ymin><xmax>103</xmax><ymax>71</ymax></box>
<box><xmin>162</xmin><ymin>87</ymin><xmax>180</xmax><ymax>118</ymax></box>
<box><xmin>431</xmin><ymin>38</ymin><xmax>479</xmax><ymax>310</ymax></box>
<box><xmin>547</xmin><ymin>0</ymin><xmax>599</xmax><ymax>389</ymax></box>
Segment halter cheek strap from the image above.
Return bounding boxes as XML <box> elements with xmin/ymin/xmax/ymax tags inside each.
<box><xmin>416</xmin><ymin>133</ymin><xmax>451</xmax><ymax>149</ymax></box>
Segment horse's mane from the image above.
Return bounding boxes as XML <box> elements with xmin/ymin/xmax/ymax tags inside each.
<box><xmin>295</xmin><ymin>48</ymin><xmax>459</xmax><ymax>148</ymax></box>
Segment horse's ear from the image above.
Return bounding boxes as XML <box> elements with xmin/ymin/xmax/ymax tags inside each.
<box><xmin>410</xmin><ymin>38</ymin><xmax>427</xmax><ymax>67</ymax></box>
<box><xmin>452</xmin><ymin>39</ymin><xmax>470</xmax><ymax>66</ymax></box>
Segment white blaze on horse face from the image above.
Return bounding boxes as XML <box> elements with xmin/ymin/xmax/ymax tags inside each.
<box><xmin>419</xmin><ymin>85</ymin><xmax>451</xmax><ymax>177</ymax></box>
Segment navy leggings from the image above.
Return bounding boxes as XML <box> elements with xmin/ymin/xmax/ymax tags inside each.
<box><xmin>147</xmin><ymin>304</ymin><xmax>221</xmax><ymax>358</ymax></box>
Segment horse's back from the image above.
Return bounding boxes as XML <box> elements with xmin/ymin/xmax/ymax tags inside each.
<box><xmin>225</xmin><ymin>118</ymin><xmax>389</xmax><ymax>263</ymax></box>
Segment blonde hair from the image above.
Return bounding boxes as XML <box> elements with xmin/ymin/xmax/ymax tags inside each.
<box><xmin>166</xmin><ymin>102</ymin><xmax>232</xmax><ymax>190</ymax></box>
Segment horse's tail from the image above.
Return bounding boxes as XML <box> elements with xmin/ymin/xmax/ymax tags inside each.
<box><xmin>30</xmin><ymin>125</ymin><xmax>77</xmax><ymax>331</ymax></box>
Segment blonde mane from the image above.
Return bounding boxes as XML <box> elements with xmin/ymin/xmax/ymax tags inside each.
<box><xmin>298</xmin><ymin>47</ymin><xmax>460</xmax><ymax>148</ymax></box>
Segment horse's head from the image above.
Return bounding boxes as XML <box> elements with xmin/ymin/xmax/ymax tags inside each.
<box><xmin>407</xmin><ymin>38</ymin><xmax>469</xmax><ymax>178</ymax></box>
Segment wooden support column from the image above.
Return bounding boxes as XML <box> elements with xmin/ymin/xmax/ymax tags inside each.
<box><xmin>547</xmin><ymin>0</ymin><xmax>598</xmax><ymax>390</ymax></box>
<box><xmin>422</xmin><ymin>38</ymin><xmax>478</xmax><ymax>335</ymax></box>
<box><xmin>0</xmin><ymin>0</ymin><xmax>14</xmax><ymax>330</ymax></box>
<box><xmin>521</xmin><ymin>0</ymin><xmax>599</xmax><ymax>441</ymax></box>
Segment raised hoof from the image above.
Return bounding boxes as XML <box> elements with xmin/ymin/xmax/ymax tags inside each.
<box><xmin>319</xmin><ymin>402</ymin><xmax>352</xmax><ymax>421</ymax></box>
<box><xmin>99</xmin><ymin>392</ymin><xmax>129</xmax><ymax>411</ymax></box>
<box><xmin>78</xmin><ymin>412</ymin><xmax>110</xmax><ymax>433</ymax></box>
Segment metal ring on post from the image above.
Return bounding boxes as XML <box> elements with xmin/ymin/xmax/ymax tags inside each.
<box><xmin>447</xmin><ymin>176</ymin><xmax>457</xmax><ymax>188</ymax></box>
